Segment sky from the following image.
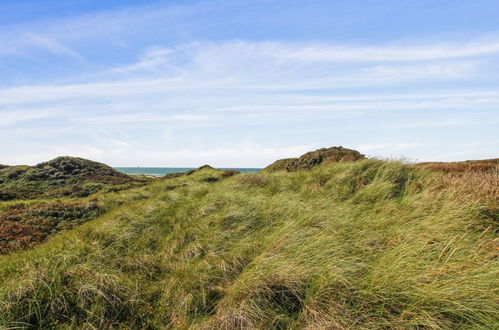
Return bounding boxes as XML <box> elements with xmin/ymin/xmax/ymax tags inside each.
<box><xmin>0</xmin><ymin>0</ymin><xmax>498</xmax><ymax>167</ymax></box>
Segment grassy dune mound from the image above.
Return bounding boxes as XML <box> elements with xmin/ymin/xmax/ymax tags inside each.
<box><xmin>264</xmin><ymin>146</ymin><xmax>365</xmax><ymax>172</ymax></box>
<box><xmin>0</xmin><ymin>156</ymin><xmax>139</xmax><ymax>200</ymax></box>
<box><xmin>33</xmin><ymin>156</ymin><xmax>131</xmax><ymax>181</ymax></box>
<box><xmin>0</xmin><ymin>158</ymin><xmax>497</xmax><ymax>329</ymax></box>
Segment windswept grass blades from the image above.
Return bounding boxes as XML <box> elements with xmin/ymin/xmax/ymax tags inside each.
<box><xmin>0</xmin><ymin>160</ymin><xmax>497</xmax><ymax>328</ymax></box>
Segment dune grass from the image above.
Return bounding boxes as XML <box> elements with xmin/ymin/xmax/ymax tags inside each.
<box><xmin>0</xmin><ymin>160</ymin><xmax>497</xmax><ymax>329</ymax></box>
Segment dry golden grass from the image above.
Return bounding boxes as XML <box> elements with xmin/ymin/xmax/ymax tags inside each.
<box><xmin>418</xmin><ymin>158</ymin><xmax>499</xmax><ymax>173</ymax></box>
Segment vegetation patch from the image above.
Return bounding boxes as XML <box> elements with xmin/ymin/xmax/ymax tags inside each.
<box><xmin>236</xmin><ymin>173</ymin><xmax>269</xmax><ymax>187</ymax></box>
<box><xmin>418</xmin><ymin>158</ymin><xmax>499</xmax><ymax>172</ymax></box>
<box><xmin>0</xmin><ymin>201</ymin><xmax>100</xmax><ymax>254</ymax></box>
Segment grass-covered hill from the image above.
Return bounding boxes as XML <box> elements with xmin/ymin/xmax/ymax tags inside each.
<box><xmin>0</xmin><ymin>156</ymin><xmax>140</xmax><ymax>200</ymax></box>
<box><xmin>0</xmin><ymin>149</ymin><xmax>498</xmax><ymax>329</ymax></box>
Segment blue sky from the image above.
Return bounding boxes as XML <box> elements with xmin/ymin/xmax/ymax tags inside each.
<box><xmin>1</xmin><ymin>0</ymin><xmax>498</xmax><ymax>167</ymax></box>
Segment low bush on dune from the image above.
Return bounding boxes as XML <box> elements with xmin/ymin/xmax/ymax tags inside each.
<box><xmin>264</xmin><ymin>146</ymin><xmax>365</xmax><ymax>172</ymax></box>
<box><xmin>221</xmin><ymin>169</ymin><xmax>240</xmax><ymax>178</ymax></box>
<box><xmin>0</xmin><ymin>153</ymin><xmax>497</xmax><ymax>329</ymax></box>
<box><xmin>236</xmin><ymin>173</ymin><xmax>269</xmax><ymax>187</ymax></box>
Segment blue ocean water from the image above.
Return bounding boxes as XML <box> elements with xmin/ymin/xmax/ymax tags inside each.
<box><xmin>114</xmin><ymin>167</ymin><xmax>261</xmax><ymax>177</ymax></box>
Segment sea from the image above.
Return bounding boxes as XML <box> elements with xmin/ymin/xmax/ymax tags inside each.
<box><xmin>114</xmin><ymin>167</ymin><xmax>261</xmax><ymax>177</ymax></box>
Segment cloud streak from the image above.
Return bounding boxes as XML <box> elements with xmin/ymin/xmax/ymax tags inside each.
<box><xmin>24</xmin><ymin>33</ymin><xmax>84</xmax><ymax>60</ymax></box>
<box><xmin>1</xmin><ymin>39</ymin><xmax>497</xmax><ymax>105</ymax></box>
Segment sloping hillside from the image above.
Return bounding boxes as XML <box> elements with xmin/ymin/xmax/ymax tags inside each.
<box><xmin>0</xmin><ymin>154</ymin><xmax>497</xmax><ymax>329</ymax></box>
<box><xmin>0</xmin><ymin>165</ymin><xmax>230</xmax><ymax>255</ymax></box>
<box><xmin>0</xmin><ymin>156</ymin><xmax>138</xmax><ymax>200</ymax></box>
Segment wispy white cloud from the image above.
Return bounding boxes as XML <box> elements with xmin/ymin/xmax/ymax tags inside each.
<box><xmin>112</xmin><ymin>47</ymin><xmax>174</xmax><ymax>73</ymax></box>
<box><xmin>0</xmin><ymin>1</ymin><xmax>206</xmax><ymax>59</ymax></box>
<box><xmin>262</xmin><ymin>41</ymin><xmax>499</xmax><ymax>62</ymax></box>
<box><xmin>363</xmin><ymin>61</ymin><xmax>477</xmax><ymax>79</ymax></box>
<box><xmin>111</xmin><ymin>40</ymin><xmax>493</xmax><ymax>78</ymax></box>
<box><xmin>384</xmin><ymin>113</ymin><xmax>498</xmax><ymax>128</ymax></box>
<box><xmin>23</xmin><ymin>33</ymin><xmax>84</xmax><ymax>60</ymax></box>
<box><xmin>1</xmin><ymin>39</ymin><xmax>497</xmax><ymax>109</ymax></box>
<box><xmin>76</xmin><ymin>113</ymin><xmax>211</xmax><ymax>125</ymax></box>
<box><xmin>462</xmin><ymin>140</ymin><xmax>499</xmax><ymax>147</ymax></box>
<box><xmin>0</xmin><ymin>108</ymin><xmax>64</xmax><ymax>127</ymax></box>
<box><xmin>354</xmin><ymin>142</ymin><xmax>423</xmax><ymax>152</ymax></box>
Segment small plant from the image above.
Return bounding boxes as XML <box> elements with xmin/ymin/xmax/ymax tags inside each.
<box><xmin>236</xmin><ymin>173</ymin><xmax>269</xmax><ymax>187</ymax></box>
<box><xmin>222</xmin><ymin>169</ymin><xmax>240</xmax><ymax>178</ymax></box>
